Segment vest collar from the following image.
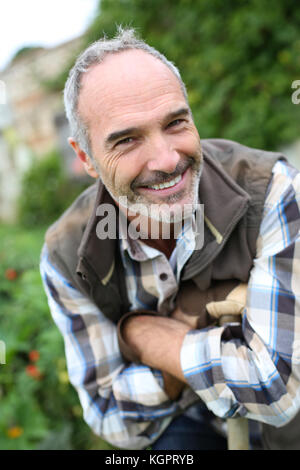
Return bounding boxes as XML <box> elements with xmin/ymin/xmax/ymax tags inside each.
<box><xmin>199</xmin><ymin>150</ymin><xmax>250</xmax><ymax>245</ymax></box>
<box><xmin>77</xmin><ymin>181</ymin><xmax>118</xmax><ymax>285</ymax></box>
<box><xmin>181</xmin><ymin>149</ymin><xmax>250</xmax><ymax>280</ymax></box>
<box><xmin>76</xmin><ymin>145</ymin><xmax>250</xmax><ymax>284</ymax></box>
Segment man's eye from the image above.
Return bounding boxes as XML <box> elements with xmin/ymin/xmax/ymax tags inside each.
<box><xmin>116</xmin><ymin>137</ymin><xmax>134</xmax><ymax>146</ymax></box>
<box><xmin>167</xmin><ymin>119</ymin><xmax>184</xmax><ymax>128</ymax></box>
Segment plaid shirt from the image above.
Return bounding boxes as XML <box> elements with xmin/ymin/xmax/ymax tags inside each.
<box><xmin>40</xmin><ymin>159</ymin><xmax>300</xmax><ymax>449</ymax></box>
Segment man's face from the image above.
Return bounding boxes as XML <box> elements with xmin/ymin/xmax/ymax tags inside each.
<box><xmin>77</xmin><ymin>49</ymin><xmax>202</xmax><ymax>222</ymax></box>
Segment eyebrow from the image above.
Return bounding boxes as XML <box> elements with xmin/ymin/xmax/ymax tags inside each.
<box><xmin>105</xmin><ymin>106</ymin><xmax>191</xmax><ymax>147</ymax></box>
<box><xmin>105</xmin><ymin>126</ymin><xmax>140</xmax><ymax>147</ymax></box>
<box><xmin>165</xmin><ymin>107</ymin><xmax>191</xmax><ymax>122</ymax></box>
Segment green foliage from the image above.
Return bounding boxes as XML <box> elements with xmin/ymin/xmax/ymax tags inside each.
<box><xmin>18</xmin><ymin>150</ymin><xmax>88</xmax><ymax>228</ymax></box>
<box><xmin>0</xmin><ymin>224</ymin><xmax>114</xmax><ymax>449</ymax></box>
<box><xmin>84</xmin><ymin>0</ymin><xmax>300</xmax><ymax>151</ymax></box>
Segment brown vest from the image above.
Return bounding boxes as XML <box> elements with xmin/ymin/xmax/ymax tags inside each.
<box><xmin>45</xmin><ymin>138</ymin><xmax>284</xmax><ymax>322</ymax></box>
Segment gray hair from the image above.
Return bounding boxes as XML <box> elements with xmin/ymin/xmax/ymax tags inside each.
<box><xmin>63</xmin><ymin>27</ymin><xmax>188</xmax><ymax>157</ymax></box>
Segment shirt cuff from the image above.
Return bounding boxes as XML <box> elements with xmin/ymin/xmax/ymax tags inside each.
<box><xmin>180</xmin><ymin>327</ymin><xmax>240</xmax><ymax>419</ymax></box>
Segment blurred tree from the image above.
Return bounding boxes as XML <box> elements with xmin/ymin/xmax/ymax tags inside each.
<box><xmin>82</xmin><ymin>0</ymin><xmax>300</xmax><ymax>151</ymax></box>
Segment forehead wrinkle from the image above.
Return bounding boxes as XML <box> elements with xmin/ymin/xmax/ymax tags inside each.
<box><xmin>83</xmin><ymin>75</ymin><xmax>180</xmax><ymax>120</ymax></box>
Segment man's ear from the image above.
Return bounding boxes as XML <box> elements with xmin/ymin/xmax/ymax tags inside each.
<box><xmin>68</xmin><ymin>138</ymin><xmax>99</xmax><ymax>179</ymax></box>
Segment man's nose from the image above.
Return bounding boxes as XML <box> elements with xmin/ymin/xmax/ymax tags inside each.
<box><xmin>146</xmin><ymin>135</ymin><xmax>180</xmax><ymax>174</ymax></box>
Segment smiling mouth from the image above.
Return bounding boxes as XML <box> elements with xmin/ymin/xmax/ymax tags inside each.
<box><xmin>135</xmin><ymin>158</ymin><xmax>193</xmax><ymax>193</ymax></box>
<box><xmin>143</xmin><ymin>173</ymin><xmax>182</xmax><ymax>190</ymax></box>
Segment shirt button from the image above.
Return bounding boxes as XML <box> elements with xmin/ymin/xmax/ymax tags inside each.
<box><xmin>159</xmin><ymin>273</ymin><xmax>168</xmax><ymax>281</ymax></box>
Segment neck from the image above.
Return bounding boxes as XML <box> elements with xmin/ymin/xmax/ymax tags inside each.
<box><xmin>117</xmin><ymin>202</ymin><xmax>183</xmax><ymax>258</ymax></box>
<box><xmin>129</xmin><ymin>216</ymin><xmax>177</xmax><ymax>258</ymax></box>
<box><xmin>141</xmin><ymin>234</ymin><xmax>177</xmax><ymax>259</ymax></box>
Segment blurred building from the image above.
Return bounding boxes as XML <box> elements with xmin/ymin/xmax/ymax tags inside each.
<box><xmin>0</xmin><ymin>36</ymin><xmax>85</xmax><ymax>222</ymax></box>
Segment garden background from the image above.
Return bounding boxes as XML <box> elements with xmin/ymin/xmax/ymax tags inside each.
<box><xmin>0</xmin><ymin>0</ymin><xmax>300</xmax><ymax>450</ymax></box>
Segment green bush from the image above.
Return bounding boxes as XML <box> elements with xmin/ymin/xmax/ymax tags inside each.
<box><xmin>0</xmin><ymin>224</ymin><xmax>114</xmax><ymax>449</ymax></box>
<box><xmin>18</xmin><ymin>150</ymin><xmax>89</xmax><ymax>228</ymax></box>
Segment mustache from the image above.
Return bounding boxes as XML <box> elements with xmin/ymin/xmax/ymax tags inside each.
<box><xmin>132</xmin><ymin>157</ymin><xmax>194</xmax><ymax>189</ymax></box>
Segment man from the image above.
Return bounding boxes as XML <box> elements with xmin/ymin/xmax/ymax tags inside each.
<box><xmin>41</xmin><ymin>27</ymin><xmax>300</xmax><ymax>450</ymax></box>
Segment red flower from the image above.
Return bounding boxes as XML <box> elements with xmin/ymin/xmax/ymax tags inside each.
<box><xmin>28</xmin><ymin>350</ymin><xmax>40</xmax><ymax>362</ymax></box>
<box><xmin>5</xmin><ymin>268</ymin><xmax>18</xmax><ymax>281</ymax></box>
<box><xmin>7</xmin><ymin>426</ymin><xmax>23</xmax><ymax>439</ymax></box>
<box><xmin>25</xmin><ymin>364</ymin><xmax>42</xmax><ymax>380</ymax></box>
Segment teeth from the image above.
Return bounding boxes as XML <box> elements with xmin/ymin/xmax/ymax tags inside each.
<box><xmin>149</xmin><ymin>174</ymin><xmax>181</xmax><ymax>190</ymax></box>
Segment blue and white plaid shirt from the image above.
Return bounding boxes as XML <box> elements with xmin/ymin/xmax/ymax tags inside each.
<box><xmin>40</xmin><ymin>160</ymin><xmax>300</xmax><ymax>449</ymax></box>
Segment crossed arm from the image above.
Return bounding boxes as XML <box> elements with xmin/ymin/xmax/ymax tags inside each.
<box><xmin>122</xmin><ymin>313</ymin><xmax>190</xmax><ymax>400</ymax></box>
<box><xmin>122</xmin><ymin>313</ymin><xmax>190</xmax><ymax>381</ymax></box>
<box><xmin>121</xmin><ymin>283</ymin><xmax>247</xmax><ymax>396</ymax></box>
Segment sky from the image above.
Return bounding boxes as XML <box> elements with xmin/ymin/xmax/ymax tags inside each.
<box><xmin>0</xmin><ymin>0</ymin><xmax>99</xmax><ymax>71</ymax></box>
